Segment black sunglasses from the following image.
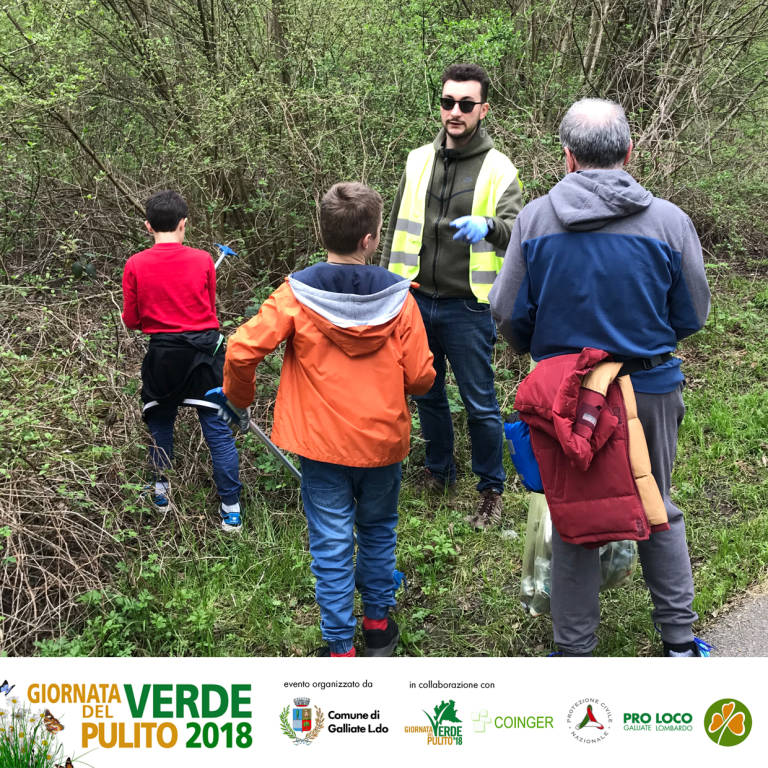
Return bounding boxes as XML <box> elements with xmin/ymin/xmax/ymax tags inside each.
<box><xmin>439</xmin><ymin>97</ymin><xmax>482</xmax><ymax>113</ymax></box>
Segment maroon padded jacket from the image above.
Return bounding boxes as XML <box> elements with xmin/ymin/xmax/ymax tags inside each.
<box><xmin>514</xmin><ymin>348</ymin><xmax>651</xmax><ymax>547</ymax></box>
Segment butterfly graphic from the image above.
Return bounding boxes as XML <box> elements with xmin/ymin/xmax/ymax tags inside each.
<box><xmin>54</xmin><ymin>759</ymin><xmax>73</xmax><ymax>768</ymax></box>
<box><xmin>43</xmin><ymin>709</ymin><xmax>65</xmax><ymax>732</ymax></box>
<box><xmin>0</xmin><ymin>679</ymin><xmax>16</xmax><ymax>696</ymax></box>
<box><xmin>707</xmin><ymin>701</ymin><xmax>746</xmax><ymax>744</ymax></box>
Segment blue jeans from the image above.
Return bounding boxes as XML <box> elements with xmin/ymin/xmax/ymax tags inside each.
<box><xmin>412</xmin><ymin>293</ymin><xmax>505</xmax><ymax>493</ymax></box>
<box><xmin>145</xmin><ymin>405</ymin><xmax>241</xmax><ymax>505</ymax></box>
<box><xmin>300</xmin><ymin>458</ymin><xmax>401</xmax><ymax>655</ymax></box>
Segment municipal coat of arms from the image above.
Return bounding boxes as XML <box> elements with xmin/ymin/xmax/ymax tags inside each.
<box><xmin>280</xmin><ymin>697</ymin><xmax>325</xmax><ymax>744</ymax></box>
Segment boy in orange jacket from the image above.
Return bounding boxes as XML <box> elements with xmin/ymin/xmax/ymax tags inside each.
<box><xmin>215</xmin><ymin>182</ymin><xmax>435</xmax><ymax>656</ymax></box>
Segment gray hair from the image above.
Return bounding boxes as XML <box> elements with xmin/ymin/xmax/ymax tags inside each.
<box><xmin>559</xmin><ymin>98</ymin><xmax>631</xmax><ymax>169</ymax></box>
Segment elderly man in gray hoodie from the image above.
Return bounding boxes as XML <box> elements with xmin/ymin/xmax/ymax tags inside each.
<box><xmin>489</xmin><ymin>98</ymin><xmax>711</xmax><ymax>656</ymax></box>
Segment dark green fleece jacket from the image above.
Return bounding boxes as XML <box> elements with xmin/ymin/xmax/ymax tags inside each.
<box><xmin>380</xmin><ymin>125</ymin><xmax>523</xmax><ymax>298</ymax></box>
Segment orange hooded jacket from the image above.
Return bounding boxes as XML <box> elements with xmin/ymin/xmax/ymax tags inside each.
<box><xmin>223</xmin><ymin>267</ymin><xmax>435</xmax><ymax>467</ymax></box>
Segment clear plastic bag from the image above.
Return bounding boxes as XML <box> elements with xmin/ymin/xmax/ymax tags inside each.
<box><xmin>520</xmin><ymin>493</ymin><xmax>552</xmax><ymax>617</ymax></box>
<box><xmin>520</xmin><ymin>494</ymin><xmax>638</xmax><ymax>616</ymax></box>
<box><xmin>599</xmin><ymin>538</ymin><xmax>638</xmax><ymax>590</ymax></box>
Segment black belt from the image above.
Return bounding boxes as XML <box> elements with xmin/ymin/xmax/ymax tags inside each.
<box><xmin>617</xmin><ymin>353</ymin><xmax>673</xmax><ymax>376</ymax></box>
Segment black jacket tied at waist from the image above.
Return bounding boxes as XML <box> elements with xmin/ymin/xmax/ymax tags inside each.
<box><xmin>141</xmin><ymin>329</ymin><xmax>224</xmax><ymax>416</ymax></box>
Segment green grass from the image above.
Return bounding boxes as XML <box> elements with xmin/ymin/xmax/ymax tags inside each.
<box><xmin>4</xmin><ymin>259</ymin><xmax>768</xmax><ymax>657</ymax></box>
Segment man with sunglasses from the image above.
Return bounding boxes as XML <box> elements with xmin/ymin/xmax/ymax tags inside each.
<box><xmin>381</xmin><ymin>63</ymin><xmax>522</xmax><ymax>528</ymax></box>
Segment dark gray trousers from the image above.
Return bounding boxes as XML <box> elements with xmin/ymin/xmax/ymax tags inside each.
<box><xmin>550</xmin><ymin>384</ymin><xmax>698</xmax><ymax>654</ymax></box>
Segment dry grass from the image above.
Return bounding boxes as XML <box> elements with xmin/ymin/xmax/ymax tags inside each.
<box><xmin>0</xmin><ymin>270</ymin><xmax>292</xmax><ymax>655</ymax></box>
<box><xmin>1</xmin><ymin>504</ymin><xmax>123</xmax><ymax>655</ymax></box>
<box><xmin>1</xmin><ymin>279</ymin><xmax>146</xmax><ymax>654</ymax></box>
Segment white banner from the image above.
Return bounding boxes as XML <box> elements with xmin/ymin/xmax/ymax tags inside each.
<box><xmin>1</xmin><ymin>657</ymin><xmax>763</xmax><ymax>767</ymax></box>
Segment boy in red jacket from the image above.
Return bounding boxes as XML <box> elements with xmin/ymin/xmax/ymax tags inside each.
<box><xmin>122</xmin><ymin>190</ymin><xmax>242</xmax><ymax>530</ymax></box>
<box><xmin>214</xmin><ymin>183</ymin><xmax>435</xmax><ymax>656</ymax></box>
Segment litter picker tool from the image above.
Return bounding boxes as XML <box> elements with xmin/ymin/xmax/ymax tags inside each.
<box><xmin>210</xmin><ymin>245</ymin><xmax>301</xmax><ymax>481</ymax></box>
<box><xmin>247</xmin><ymin>418</ymin><xmax>302</xmax><ymax>482</ymax></box>
<box><xmin>206</xmin><ymin>243</ymin><xmax>301</xmax><ymax>482</ymax></box>
<box><xmin>205</xmin><ymin>388</ymin><xmax>302</xmax><ymax>482</ymax></box>
<box><xmin>213</xmin><ymin>243</ymin><xmax>237</xmax><ymax>270</ymax></box>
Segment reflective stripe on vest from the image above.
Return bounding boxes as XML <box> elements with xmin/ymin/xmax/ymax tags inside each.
<box><xmin>388</xmin><ymin>144</ymin><xmax>520</xmax><ymax>303</ymax></box>
<box><xmin>469</xmin><ymin>147</ymin><xmax>520</xmax><ymax>302</ymax></box>
<box><xmin>388</xmin><ymin>145</ymin><xmax>435</xmax><ymax>275</ymax></box>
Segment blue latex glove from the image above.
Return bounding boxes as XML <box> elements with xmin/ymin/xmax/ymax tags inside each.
<box><xmin>205</xmin><ymin>387</ymin><xmax>250</xmax><ymax>433</ymax></box>
<box><xmin>450</xmin><ymin>215</ymin><xmax>489</xmax><ymax>244</ymax></box>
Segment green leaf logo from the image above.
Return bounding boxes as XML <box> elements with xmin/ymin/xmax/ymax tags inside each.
<box><xmin>704</xmin><ymin>699</ymin><xmax>751</xmax><ymax>746</ymax></box>
<box><xmin>424</xmin><ymin>700</ymin><xmax>462</xmax><ymax>737</ymax></box>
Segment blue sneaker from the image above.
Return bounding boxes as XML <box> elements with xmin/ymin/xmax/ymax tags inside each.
<box><xmin>142</xmin><ymin>481</ymin><xmax>169</xmax><ymax>509</ymax></box>
<box><xmin>220</xmin><ymin>503</ymin><xmax>242</xmax><ymax>532</ymax></box>
<box><xmin>663</xmin><ymin>637</ymin><xmax>712</xmax><ymax>657</ymax></box>
<box><xmin>656</xmin><ymin>623</ymin><xmax>712</xmax><ymax>656</ymax></box>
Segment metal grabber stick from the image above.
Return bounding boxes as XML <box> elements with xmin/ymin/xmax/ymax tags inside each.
<box><xmin>247</xmin><ymin>418</ymin><xmax>302</xmax><ymax>482</ymax></box>
<box><xmin>213</xmin><ymin>242</ymin><xmax>302</xmax><ymax>482</ymax></box>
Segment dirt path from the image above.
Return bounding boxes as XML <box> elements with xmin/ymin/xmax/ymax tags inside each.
<box><xmin>705</xmin><ymin>579</ymin><xmax>768</xmax><ymax>656</ymax></box>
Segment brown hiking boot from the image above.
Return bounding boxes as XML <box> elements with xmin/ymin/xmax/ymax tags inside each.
<box><xmin>421</xmin><ymin>468</ymin><xmax>456</xmax><ymax>495</ymax></box>
<box><xmin>468</xmin><ymin>490</ymin><xmax>503</xmax><ymax>529</ymax></box>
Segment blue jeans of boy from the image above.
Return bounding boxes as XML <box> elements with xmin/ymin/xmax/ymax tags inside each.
<box><xmin>412</xmin><ymin>293</ymin><xmax>505</xmax><ymax>493</ymax></box>
<box><xmin>300</xmin><ymin>458</ymin><xmax>401</xmax><ymax>655</ymax></box>
<box><xmin>145</xmin><ymin>405</ymin><xmax>241</xmax><ymax>505</ymax></box>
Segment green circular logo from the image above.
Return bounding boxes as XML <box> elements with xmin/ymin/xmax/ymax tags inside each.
<box><xmin>704</xmin><ymin>699</ymin><xmax>752</xmax><ymax>746</ymax></box>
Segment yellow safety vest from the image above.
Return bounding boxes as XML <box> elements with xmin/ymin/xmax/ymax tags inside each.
<box><xmin>388</xmin><ymin>143</ymin><xmax>521</xmax><ymax>303</ymax></box>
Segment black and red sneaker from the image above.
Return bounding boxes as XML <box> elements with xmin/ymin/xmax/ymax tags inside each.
<box><xmin>363</xmin><ymin>618</ymin><xmax>400</xmax><ymax>657</ymax></box>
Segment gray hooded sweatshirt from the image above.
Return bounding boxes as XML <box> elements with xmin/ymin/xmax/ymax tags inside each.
<box><xmin>488</xmin><ymin>170</ymin><xmax>710</xmax><ymax>393</ymax></box>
